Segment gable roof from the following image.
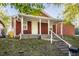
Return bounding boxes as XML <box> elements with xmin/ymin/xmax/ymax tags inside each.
<box><xmin>34</xmin><ymin>11</ymin><xmax>52</xmax><ymax>18</ymax></box>
<box><xmin>39</xmin><ymin>11</ymin><xmax>50</xmax><ymax>17</ymax></box>
<box><xmin>40</xmin><ymin>11</ymin><xmax>52</xmax><ymax>18</ymax></box>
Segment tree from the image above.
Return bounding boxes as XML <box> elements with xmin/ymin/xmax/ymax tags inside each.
<box><xmin>0</xmin><ymin>10</ymin><xmax>9</xmax><ymax>27</ymax></box>
<box><xmin>64</xmin><ymin>4</ymin><xmax>79</xmax><ymax>24</ymax></box>
<box><xmin>0</xmin><ymin>3</ymin><xmax>45</xmax><ymax>16</ymax></box>
<box><xmin>0</xmin><ymin>9</ymin><xmax>9</xmax><ymax>35</ymax></box>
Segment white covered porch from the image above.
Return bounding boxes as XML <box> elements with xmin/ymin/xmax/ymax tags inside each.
<box><xmin>12</xmin><ymin>14</ymin><xmax>63</xmax><ymax>39</ymax></box>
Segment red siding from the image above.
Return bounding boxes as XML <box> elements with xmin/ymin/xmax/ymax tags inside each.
<box><xmin>63</xmin><ymin>24</ymin><xmax>75</xmax><ymax>36</ymax></box>
<box><xmin>57</xmin><ymin>23</ymin><xmax>61</xmax><ymax>35</ymax></box>
<box><xmin>38</xmin><ymin>22</ymin><xmax>48</xmax><ymax>34</ymax></box>
<box><xmin>16</xmin><ymin>20</ymin><xmax>75</xmax><ymax>36</ymax></box>
<box><xmin>16</xmin><ymin>21</ymin><xmax>31</xmax><ymax>35</ymax></box>
<box><xmin>56</xmin><ymin>23</ymin><xmax>75</xmax><ymax>36</ymax></box>
<box><xmin>16</xmin><ymin>20</ymin><xmax>21</xmax><ymax>35</ymax></box>
<box><xmin>41</xmin><ymin>23</ymin><xmax>48</xmax><ymax>34</ymax></box>
<box><xmin>16</xmin><ymin>21</ymin><xmax>49</xmax><ymax>35</ymax></box>
<box><xmin>23</xmin><ymin>21</ymin><xmax>31</xmax><ymax>34</ymax></box>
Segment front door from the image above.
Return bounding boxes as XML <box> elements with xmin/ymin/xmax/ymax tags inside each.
<box><xmin>32</xmin><ymin>21</ymin><xmax>38</xmax><ymax>34</ymax></box>
<box><xmin>16</xmin><ymin>20</ymin><xmax>21</xmax><ymax>35</ymax></box>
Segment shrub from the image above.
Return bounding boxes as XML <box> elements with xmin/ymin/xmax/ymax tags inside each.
<box><xmin>8</xmin><ymin>31</ymin><xmax>14</xmax><ymax>38</ymax></box>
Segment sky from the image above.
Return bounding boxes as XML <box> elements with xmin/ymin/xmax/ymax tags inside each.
<box><xmin>3</xmin><ymin>5</ymin><xmax>19</xmax><ymax>16</ymax></box>
<box><xmin>2</xmin><ymin>4</ymin><xmax>64</xmax><ymax>19</ymax></box>
<box><xmin>44</xmin><ymin>4</ymin><xmax>64</xmax><ymax>19</ymax></box>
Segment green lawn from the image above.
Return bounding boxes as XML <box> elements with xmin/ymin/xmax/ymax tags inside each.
<box><xmin>64</xmin><ymin>36</ymin><xmax>79</xmax><ymax>48</ymax></box>
<box><xmin>0</xmin><ymin>39</ymin><xmax>65</xmax><ymax>56</ymax></box>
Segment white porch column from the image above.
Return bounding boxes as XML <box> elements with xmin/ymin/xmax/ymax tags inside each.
<box><xmin>20</xmin><ymin>17</ymin><xmax>23</xmax><ymax>39</ymax></box>
<box><xmin>61</xmin><ymin>22</ymin><xmax>63</xmax><ymax>37</ymax></box>
<box><xmin>48</xmin><ymin>20</ymin><xmax>50</xmax><ymax>34</ymax></box>
<box><xmin>21</xmin><ymin>17</ymin><xmax>23</xmax><ymax>34</ymax></box>
<box><xmin>56</xmin><ymin>24</ymin><xmax>57</xmax><ymax>34</ymax></box>
<box><xmin>14</xmin><ymin>18</ymin><xmax>16</xmax><ymax>37</ymax></box>
<box><xmin>39</xmin><ymin>19</ymin><xmax>41</xmax><ymax>35</ymax></box>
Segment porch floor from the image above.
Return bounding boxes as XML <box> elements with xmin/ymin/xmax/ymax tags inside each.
<box><xmin>16</xmin><ymin>34</ymin><xmax>51</xmax><ymax>39</ymax></box>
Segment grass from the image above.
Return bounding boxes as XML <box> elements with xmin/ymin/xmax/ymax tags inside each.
<box><xmin>0</xmin><ymin>39</ymin><xmax>65</xmax><ymax>56</ymax></box>
<box><xmin>64</xmin><ymin>36</ymin><xmax>79</xmax><ymax>47</ymax></box>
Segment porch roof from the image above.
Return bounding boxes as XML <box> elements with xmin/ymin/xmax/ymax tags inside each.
<box><xmin>19</xmin><ymin>13</ymin><xmax>63</xmax><ymax>23</ymax></box>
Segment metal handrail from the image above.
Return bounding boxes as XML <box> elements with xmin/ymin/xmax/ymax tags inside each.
<box><xmin>50</xmin><ymin>30</ymin><xmax>72</xmax><ymax>56</ymax></box>
<box><xmin>52</xmin><ymin>31</ymin><xmax>72</xmax><ymax>47</ymax></box>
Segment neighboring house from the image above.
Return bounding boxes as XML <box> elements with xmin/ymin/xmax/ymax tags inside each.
<box><xmin>11</xmin><ymin>11</ymin><xmax>75</xmax><ymax>39</ymax></box>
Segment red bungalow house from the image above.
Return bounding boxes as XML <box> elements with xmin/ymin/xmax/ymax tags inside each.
<box><xmin>11</xmin><ymin>12</ymin><xmax>75</xmax><ymax>39</ymax></box>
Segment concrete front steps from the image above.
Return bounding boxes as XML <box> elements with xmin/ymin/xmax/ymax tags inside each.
<box><xmin>51</xmin><ymin>34</ymin><xmax>69</xmax><ymax>55</ymax></box>
<box><xmin>54</xmin><ymin>40</ymin><xmax>69</xmax><ymax>55</ymax></box>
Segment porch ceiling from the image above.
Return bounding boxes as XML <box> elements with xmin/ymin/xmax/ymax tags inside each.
<box><xmin>19</xmin><ymin>13</ymin><xmax>63</xmax><ymax>23</ymax></box>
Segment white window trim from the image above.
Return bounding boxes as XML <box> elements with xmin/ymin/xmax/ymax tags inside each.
<box><xmin>23</xmin><ymin>21</ymin><xmax>28</xmax><ymax>30</ymax></box>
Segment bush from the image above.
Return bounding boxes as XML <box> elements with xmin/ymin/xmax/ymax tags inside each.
<box><xmin>8</xmin><ymin>31</ymin><xmax>14</xmax><ymax>38</ymax></box>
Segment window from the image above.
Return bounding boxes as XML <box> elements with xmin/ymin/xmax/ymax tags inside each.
<box><xmin>23</xmin><ymin>21</ymin><xmax>28</xmax><ymax>30</ymax></box>
<box><xmin>75</xmin><ymin>28</ymin><xmax>79</xmax><ymax>35</ymax></box>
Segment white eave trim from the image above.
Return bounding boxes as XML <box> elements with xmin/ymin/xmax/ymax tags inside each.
<box><xmin>19</xmin><ymin>13</ymin><xmax>63</xmax><ymax>22</ymax></box>
<box><xmin>19</xmin><ymin>13</ymin><xmax>52</xmax><ymax>19</ymax></box>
